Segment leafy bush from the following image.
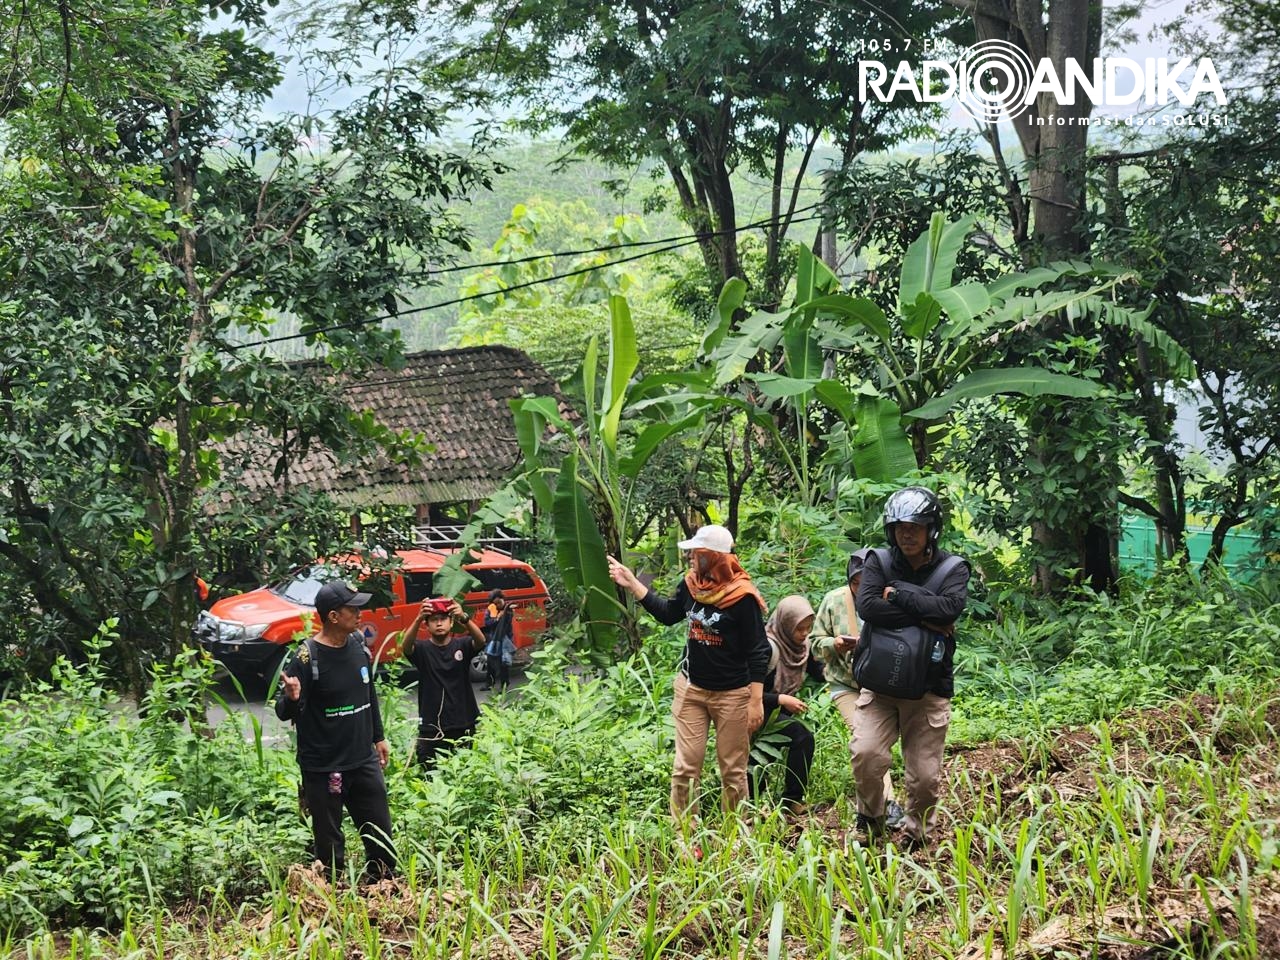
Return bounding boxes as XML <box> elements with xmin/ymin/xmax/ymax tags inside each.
<box><xmin>951</xmin><ymin>566</ymin><xmax>1280</xmax><ymax>743</ymax></box>
<box><xmin>0</xmin><ymin>623</ymin><xmax>296</xmax><ymax>931</ymax></box>
<box><xmin>4</xmin><ymin>559</ymin><xmax>1280</xmax><ymax>938</ymax></box>
<box><xmin>387</xmin><ymin>644</ymin><xmax>674</xmax><ymax>848</ymax></box>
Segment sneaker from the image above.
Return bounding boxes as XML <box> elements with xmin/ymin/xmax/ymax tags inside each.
<box><xmin>782</xmin><ymin>799</ymin><xmax>808</xmax><ymax>819</ymax></box>
<box><xmin>884</xmin><ymin>800</ymin><xmax>907</xmax><ymax>830</ymax></box>
<box><xmin>855</xmin><ymin>813</ymin><xmax>887</xmax><ymax>839</ymax></box>
<box><xmin>893</xmin><ymin>830</ymin><xmax>926</xmax><ymax>853</ymax></box>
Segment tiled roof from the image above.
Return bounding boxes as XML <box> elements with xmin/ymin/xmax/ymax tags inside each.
<box><xmin>219</xmin><ymin>345</ymin><xmax>567</xmax><ymax>507</ymax></box>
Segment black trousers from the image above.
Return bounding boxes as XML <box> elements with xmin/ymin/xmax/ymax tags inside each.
<box><xmin>748</xmin><ymin>710</ymin><xmax>815</xmax><ymax>805</ymax></box>
<box><xmin>301</xmin><ymin>756</ymin><xmax>396</xmax><ymax>880</ymax></box>
<box><xmin>416</xmin><ymin>725</ymin><xmax>475</xmax><ymax>770</ymax></box>
<box><xmin>486</xmin><ymin>654</ymin><xmax>509</xmax><ymax>689</ymax></box>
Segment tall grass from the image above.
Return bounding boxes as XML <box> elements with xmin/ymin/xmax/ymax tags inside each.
<box><xmin>1</xmin><ymin>575</ymin><xmax>1279</xmax><ymax>956</ymax></box>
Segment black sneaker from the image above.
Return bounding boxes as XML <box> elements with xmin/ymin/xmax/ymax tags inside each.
<box><xmin>884</xmin><ymin>800</ymin><xmax>907</xmax><ymax>830</ymax></box>
<box><xmin>855</xmin><ymin>813</ymin><xmax>887</xmax><ymax>839</ymax></box>
<box><xmin>892</xmin><ymin>829</ymin><xmax>926</xmax><ymax>853</ymax></box>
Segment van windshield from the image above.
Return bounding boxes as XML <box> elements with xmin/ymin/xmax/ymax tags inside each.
<box><xmin>271</xmin><ymin>566</ymin><xmax>342</xmax><ymax>607</ymax></box>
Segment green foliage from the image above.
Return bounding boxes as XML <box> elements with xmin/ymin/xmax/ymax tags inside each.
<box><xmin>449</xmin><ymin>198</ymin><xmax>700</xmax><ymax>374</ymax></box>
<box><xmin>437</xmin><ymin>0</ymin><xmax>956</xmax><ymax>294</ymax></box>
<box><xmin>3</xmin><ymin>552</ymin><xmax>1280</xmax><ymax>944</ymax></box>
<box><xmin>702</xmin><ymin>217</ymin><xmax>1165</xmax><ymax>507</ymax></box>
<box><xmin>392</xmin><ymin>644</ymin><xmax>673</xmax><ymax>847</ymax></box>
<box><xmin>952</xmin><ymin>566</ymin><xmax>1280</xmax><ymax>744</ymax></box>
<box><xmin>0</xmin><ymin>622</ymin><xmax>294</xmax><ymax>931</ymax></box>
<box><xmin>0</xmin><ymin>0</ymin><xmax>497</xmax><ymax>677</ymax></box>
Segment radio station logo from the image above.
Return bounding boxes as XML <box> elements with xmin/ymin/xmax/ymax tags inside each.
<box><xmin>858</xmin><ymin>40</ymin><xmax>1227</xmax><ymax>123</ymax></box>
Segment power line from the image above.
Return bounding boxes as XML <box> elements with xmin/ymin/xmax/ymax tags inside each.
<box><xmin>229</xmin><ymin>212</ymin><xmax>825</xmax><ymax>353</ymax></box>
<box><xmin>401</xmin><ymin>202</ymin><xmax>822</xmax><ymax>279</ymax></box>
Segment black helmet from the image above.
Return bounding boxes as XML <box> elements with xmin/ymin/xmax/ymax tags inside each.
<box><xmin>846</xmin><ymin>548</ymin><xmax>872</xmax><ymax>582</ymax></box>
<box><xmin>883</xmin><ymin>486</ymin><xmax>943</xmax><ymax>552</ymax></box>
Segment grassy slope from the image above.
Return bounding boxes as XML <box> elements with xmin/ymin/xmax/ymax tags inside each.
<box><xmin>8</xmin><ymin>684</ymin><xmax>1279</xmax><ymax>959</ymax></box>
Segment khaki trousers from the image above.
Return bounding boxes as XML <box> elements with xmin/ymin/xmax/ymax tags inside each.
<box><xmin>671</xmin><ymin>673</ymin><xmax>752</xmax><ymax>818</ymax></box>
<box><xmin>832</xmin><ymin>690</ymin><xmax>896</xmax><ymax>802</ymax></box>
<box><xmin>850</xmin><ymin>688</ymin><xmax>951</xmax><ymax>841</ymax></box>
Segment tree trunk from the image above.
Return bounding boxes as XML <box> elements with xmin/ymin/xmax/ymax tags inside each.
<box><xmin>968</xmin><ymin>0</ymin><xmax>1110</xmax><ymax>592</ymax></box>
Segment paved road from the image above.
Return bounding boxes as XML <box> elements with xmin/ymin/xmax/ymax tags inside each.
<box><xmin>207</xmin><ymin>669</ymin><xmax>526</xmax><ymax>745</ymax></box>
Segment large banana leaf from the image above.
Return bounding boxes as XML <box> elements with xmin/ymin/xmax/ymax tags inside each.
<box><xmin>581</xmin><ymin>334</ymin><xmax>599</xmax><ymax>451</ymax></box>
<box><xmin>905</xmin><ymin>367</ymin><xmax>1101</xmax><ymax>420</ymax></box>
<box><xmin>799</xmin><ymin>294</ymin><xmax>891</xmax><ymax>343</ymax></box>
<box><xmin>432</xmin><ymin>482</ymin><xmax>529</xmax><ymax>597</ymax></box>
<box><xmin>509</xmin><ymin>395</ymin><xmax>569</xmax><ymax>513</ymax></box>
<box><xmin>601</xmin><ymin>295</ymin><xmax>639</xmax><ymax>455</ymax></box>
<box><xmin>901</xmin><ymin>291</ymin><xmax>944</xmax><ymax>341</ymax></box>
<box><xmin>620</xmin><ymin>412</ymin><xmax>704</xmax><ymax>478</ymax></box>
<box><xmin>985</xmin><ymin>262</ymin><xmax>1083</xmax><ymax>301</ymax></box>
<box><xmin>748</xmin><ymin>373</ymin><xmax>821</xmax><ymax>399</ymax></box>
<box><xmin>794</xmin><ymin>247</ymin><xmax>838</xmax><ymax>323</ymax></box>
<box><xmin>702</xmin><ymin>277</ymin><xmax>749</xmax><ymax>355</ymax></box>
<box><xmin>934</xmin><ymin>283</ymin><xmax>991</xmax><ymax>325</ymax></box>
<box><xmin>851</xmin><ymin>393</ymin><xmax>918</xmax><ymax>481</ymax></box>
<box><xmin>899</xmin><ymin>213</ymin><xmax>976</xmax><ymax>306</ymax></box>
<box><xmin>813</xmin><ymin>379</ymin><xmax>857</xmax><ymax>419</ymax></box>
<box><xmin>711</xmin><ymin>307</ymin><xmax>786</xmax><ymax>386</ymax></box>
<box><xmin>553</xmin><ymin>452</ymin><xmax>621</xmax><ymax>652</ymax></box>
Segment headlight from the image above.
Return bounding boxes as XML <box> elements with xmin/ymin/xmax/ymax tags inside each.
<box><xmin>193</xmin><ymin>611</ymin><xmax>218</xmax><ymax>641</ymax></box>
<box><xmin>242</xmin><ymin>624</ymin><xmax>269</xmax><ymax>641</ymax></box>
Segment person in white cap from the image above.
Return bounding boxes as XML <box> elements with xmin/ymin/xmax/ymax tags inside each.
<box><xmin>607</xmin><ymin>524</ymin><xmax>770</xmax><ymax>822</ymax></box>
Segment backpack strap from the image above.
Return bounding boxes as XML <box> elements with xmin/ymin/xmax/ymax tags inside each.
<box><xmin>304</xmin><ymin>638</ymin><xmax>319</xmax><ymax>682</ymax></box>
<box><xmin>921</xmin><ymin>554</ymin><xmax>966</xmax><ymax>594</ymax></box>
<box><xmin>873</xmin><ymin>547</ymin><xmax>965</xmax><ymax>596</ymax></box>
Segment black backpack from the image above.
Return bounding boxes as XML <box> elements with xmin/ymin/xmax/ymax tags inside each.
<box><xmin>853</xmin><ymin>550</ymin><xmax>965</xmax><ymax>700</ymax></box>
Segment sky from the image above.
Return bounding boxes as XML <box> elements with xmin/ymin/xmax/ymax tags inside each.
<box><xmin>251</xmin><ymin>0</ymin><xmax>1226</xmax><ymax>138</ymax></box>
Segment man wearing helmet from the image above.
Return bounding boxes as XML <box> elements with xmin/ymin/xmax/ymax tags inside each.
<box><xmin>852</xmin><ymin>486</ymin><xmax>970</xmax><ymax>848</ymax></box>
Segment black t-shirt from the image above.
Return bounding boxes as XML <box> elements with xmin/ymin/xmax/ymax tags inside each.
<box><xmin>273</xmin><ymin>633</ymin><xmax>385</xmax><ymax>772</ymax></box>
<box><xmin>409</xmin><ymin>635</ymin><xmax>482</xmax><ymax>733</ymax></box>
<box><xmin>640</xmin><ymin>580</ymin><xmax>770</xmax><ymax>690</ymax></box>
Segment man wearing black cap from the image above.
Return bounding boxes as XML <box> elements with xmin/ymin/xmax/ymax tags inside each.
<box><xmin>275</xmin><ymin>580</ymin><xmax>396</xmax><ymax>881</ymax></box>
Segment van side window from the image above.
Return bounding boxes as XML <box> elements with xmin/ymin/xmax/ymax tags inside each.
<box><xmin>473</xmin><ymin>568</ymin><xmax>535</xmax><ymax>592</ymax></box>
<box><xmin>403</xmin><ymin>572</ymin><xmax>435</xmax><ymax>604</ymax></box>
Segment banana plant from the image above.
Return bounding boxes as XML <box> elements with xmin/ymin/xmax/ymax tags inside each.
<box><xmin>703</xmin><ymin>211</ymin><xmax>1193</xmax><ymax>481</ymax></box>
<box><xmin>507</xmin><ymin>295</ymin><xmax>708</xmax><ymax>658</ymax></box>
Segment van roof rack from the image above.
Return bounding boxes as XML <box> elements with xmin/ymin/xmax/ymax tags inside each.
<box><xmin>409</xmin><ymin>525</ymin><xmax>526</xmax><ymax>556</ymax></box>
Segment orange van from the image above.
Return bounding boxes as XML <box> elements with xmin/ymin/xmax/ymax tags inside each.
<box><xmin>194</xmin><ymin>546</ymin><xmax>549</xmax><ymax>682</ymax></box>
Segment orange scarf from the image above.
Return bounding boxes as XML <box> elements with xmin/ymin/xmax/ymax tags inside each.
<box><xmin>684</xmin><ymin>549</ymin><xmax>767</xmax><ymax>613</ymax></box>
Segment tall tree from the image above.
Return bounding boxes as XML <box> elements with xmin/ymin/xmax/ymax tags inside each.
<box><xmin>0</xmin><ymin>0</ymin><xmax>495</xmax><ymax>682</ymax></box>
<box><xmin>434</xmin><ymin>0</ymin><xmax>957</xmax><ymax>304</ymax></box>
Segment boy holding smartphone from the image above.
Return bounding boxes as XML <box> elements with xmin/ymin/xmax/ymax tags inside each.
<box><xmin>400</xmin><ymin>597</ymin><xmax>487</xmax><ymax>770</ymax></box>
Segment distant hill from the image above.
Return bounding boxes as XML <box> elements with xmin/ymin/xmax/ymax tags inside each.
<box><xmin>389</xmin><ymin>139</ymin><xmax>841</xmax><ymax>351</ymax></box>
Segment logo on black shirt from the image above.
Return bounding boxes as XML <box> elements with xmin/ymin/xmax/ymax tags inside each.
<box><xmin>687</xmin><ymin>607</ymin><xmax>724</xmax><ymax>647</ymax></box>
